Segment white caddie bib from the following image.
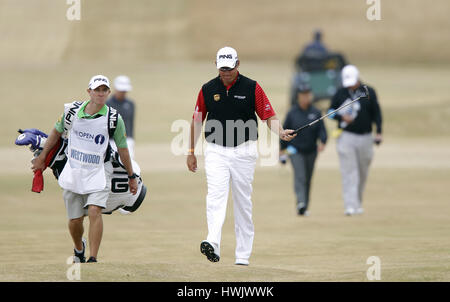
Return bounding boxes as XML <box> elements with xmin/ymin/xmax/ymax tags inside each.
<box><xmin>58</xmin><ymin>107</ymin><xmax>110</xmax><ymax>194</ymax></box>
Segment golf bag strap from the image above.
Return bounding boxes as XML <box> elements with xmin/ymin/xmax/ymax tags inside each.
<box><xmin>104</xmin><ymin>106</ymin><xmax>118</xmax><ymax>163</ymax></box>
<box><xmin>107</xmin><ymin>106</ymin><xmax>118</xmax><ymax>138</ymax></box>
<box><xmin>63</xmin><ymin>101</ymin><xmax>84</xmax><ymax>134</ymax></box>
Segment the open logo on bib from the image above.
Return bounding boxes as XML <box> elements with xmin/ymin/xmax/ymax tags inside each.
<box><xmin>94</xmin><ymin>134</ymin><xmax>106</xmax><ymax>145</ymax></box>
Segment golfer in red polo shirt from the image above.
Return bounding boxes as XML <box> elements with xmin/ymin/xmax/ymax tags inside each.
<box><xmin>187</xmin><ymin>46</ymin><xmax>296</xmax><ymax>266</ymax></box>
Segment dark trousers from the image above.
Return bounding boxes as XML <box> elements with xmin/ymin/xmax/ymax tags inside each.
<box><xmin>289</xmin><ymin>151</ymin><xmax>317</xmax><ymax>212</ymax></box>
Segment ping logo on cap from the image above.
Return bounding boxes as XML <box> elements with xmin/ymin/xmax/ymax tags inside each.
<box><xmin>93</xmin><ymin>78</ymin><xmax>108</xmax><ymax>84</ymax></box>
<box><xmin>216</xmin><ymin>47</ymin><xmax>238</xmax><ymax>69</ymax></box>
<box><xmin>88</xmin><ymin>74</ymin><xmax>110</xmax><ymax>89</ymax></box>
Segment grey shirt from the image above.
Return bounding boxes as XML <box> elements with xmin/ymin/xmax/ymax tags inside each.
<box><xmin>107</xmin><ymin>96</ymin><xmax>135</xmax><ymax>138</ymax></box>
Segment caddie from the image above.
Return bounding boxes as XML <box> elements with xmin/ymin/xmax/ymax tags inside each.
<box><xmin>15</xmin><ymin>128</ymin><xmax>147</xmax><ymax>214</ymax></box>
<box><xmin>32</xmin><ymin>75</ymin><xmax>138</xmax><ymax>263</ymax></box>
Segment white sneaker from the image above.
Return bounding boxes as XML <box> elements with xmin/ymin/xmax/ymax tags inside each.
<box><xmin>235</xmin><ymin>258</ymin><xmax>249</xmax><ymax>266</ymax></box>
<box><xmin>356</xmin><ymin>208</ymin><xmax>364</xmax><ymax>215</ymax></box>
<box><xmin>118</xmin><ymin>208</ymin><xmax>131</xmax><ymax>215</ymax></box>
<box><xmin>345</xmin><ymin>208</ymin><xmax>355</xmax><ymax>216</ymax></box>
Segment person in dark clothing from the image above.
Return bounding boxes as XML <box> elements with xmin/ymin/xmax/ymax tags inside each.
<box><xmin>280</xmin><ymin>83</ymin><xmax>327</xmax><ymax>216</ymax></box>
<box><xmin>107</xmin><ymin>75</ymin><xmax>136</xmax><ymax>158</ymax></box>
<box><xmin>328</xmin><ymin>65</ymin><xmax>383</xmax><ymax>216</ymax></box>
<box><xmin>295</xmin><ymin>29</ymin><xmax>329</xmax><ymax>71</ymax></box>
<box><xmin>302</xmin><ymin>29</ymin><xmax>328</xmax><ymax>58</ymax></box>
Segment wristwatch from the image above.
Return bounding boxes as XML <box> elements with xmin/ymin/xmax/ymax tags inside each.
<box><xmin>128</xmin><ymin>173</ymin><xmax>138</xmax><ymax>179</ymax></box>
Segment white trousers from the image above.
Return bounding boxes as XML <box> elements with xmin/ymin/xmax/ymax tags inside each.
<box><xmin>204</xmin><ymin>141</ymin><xmax>258</xmax><ymax>261</ymax></box>
<box><xmin>337</xmin><ymin>131</ymin><xmax>374</xmax><ymax>211</ymax></box>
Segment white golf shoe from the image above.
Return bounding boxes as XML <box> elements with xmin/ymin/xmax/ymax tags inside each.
<box><xmin>345</xmin><ymin>208</ymin><xmax>356</xmax><ymax>216</ymax></box>
<box><xmin>235</xmin><ymin>259</ymin><xmax>249</xmax><ymax>266</ymax></box>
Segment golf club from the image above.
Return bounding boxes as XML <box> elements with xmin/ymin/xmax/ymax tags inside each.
<box><xmin>293</xmin><ymin>85</ymin><xmax>370</xmax><ymax>135</ymax></box>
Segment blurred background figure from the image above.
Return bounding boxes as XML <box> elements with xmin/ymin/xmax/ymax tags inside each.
<box><xmin>327</xmin><ymin>65</ymin><xmax>383</xmax><ymax>216</ymax></box>
<box><xmin>291</xmin><ymin>29</ymin><xmax>347</xmax><ymax>106</ymax></box>
<box><xmin>301</xmin><ymin>29</ymin><xmax>328</xmax><ymax>58</ymax></box>
<box><xmin>107</xmin><ymin>75</ymin><xmax>136</xmax><ymax>158</ymax></box>
<box><xmin>280</xmin><ymin>82</ymin><xmax>327</xmax><ymax>216</ymax></box>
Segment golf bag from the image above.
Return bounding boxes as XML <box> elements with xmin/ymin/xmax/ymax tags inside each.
<box><xmin>15</xmin><ymin>128</ymin><xmax>147</xmax><ymax>215</ymax></box>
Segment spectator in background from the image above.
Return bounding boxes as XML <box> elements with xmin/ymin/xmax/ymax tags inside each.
<box><xmin>292</xmin><ymin>29</ymin><xmax>336</xmax><ymax>106</ymax></box>
<box><xmin>107</xmin><ymin>75</ymin><xmax>136</xmax><ymax>158</ymax></box>
<box><xmin>280</xmin><ymin>83</ymin><xmax>327</xmax><ymax>216</ymax></box>
<box><xmin>328</xmin><ymin>65</ymin><xmax>383</xmax><ymax>216</ymax></box>
<box><xmin>295</xmin><ymin>29</ymin><xmax>329</xmax><ymax>71</ymax></box>
<box><xmin>302</xmin><ymin>29</ymin><xmax>328</xmax><ymax>58</ymax></box>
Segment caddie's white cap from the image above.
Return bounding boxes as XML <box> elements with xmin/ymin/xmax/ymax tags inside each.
<box><xmin>216</xmin><ymin>46</ymin><xmax>238</xmax><ymax>69</ymax></box>
<box><xmin>88</xmin><ymin>75</ymin><xmax>110</xmax><ymax>90</ymax></box>
<box><xmin>114</xmin><ymin>75</ymin><xmax>132</xmax><ymax>92</ymax></box>
<box><xmin>341</xmin><ymin>65</ymin><xmax>359</xmax><ymax>88</ymax></box>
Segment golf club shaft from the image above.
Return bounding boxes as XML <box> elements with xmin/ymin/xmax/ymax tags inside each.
<box><xmin>293</xmin><ymin>95</ymin><xmax>362</xmax><ymax>134</ymax></box>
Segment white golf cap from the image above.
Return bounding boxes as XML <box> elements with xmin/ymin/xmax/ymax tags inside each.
<box><xmin>88</xmin><ymin>75</ymin><xmax>110</xmax><ymax>90</ymax></box>
<box><xmin>341</xmin><ymin>65</ymin><xmax>360</xmax><ymax>88</ymax></box>
<box><xmin>216</xmin><ymin>46</ymin><xmax>238</xmax><ymax>69</ymax></box>
<box><xmin>114</xmin><ymin>75</ymin><xmax>132</xmax><ymax>92</ymax></box>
